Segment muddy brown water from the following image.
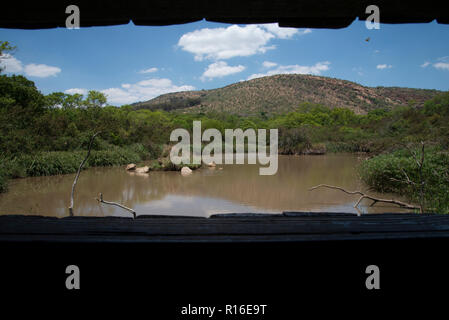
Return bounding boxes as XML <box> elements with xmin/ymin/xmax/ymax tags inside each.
<box><xmin>0</xmin><ymin>154</ymin><xmax>411</xmax><ymax>218</ymax></box>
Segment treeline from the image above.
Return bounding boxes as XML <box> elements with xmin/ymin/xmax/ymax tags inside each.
<box><xmin>3</xmin><ymin>74</ymin><xmax>448</xmax><ymax>159</ymax></box>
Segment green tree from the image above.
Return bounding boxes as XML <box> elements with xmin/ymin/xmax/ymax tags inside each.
<box><xmin>63</xmin><ymin>93</ymin><xmax>84</xmax><ymax>109</ymax></box>
<box><xmin>0</xmin><ymin>41</ymin><xmax>16</xmax><ymax>73</ymax></box>
<box><xmin>45</xmin><ymin>92</ymin><xmax>66</xmax><ymax>108</ymax></box>
<box><xmin>0</xmin><ymin>75</ymin><xmax>46</xmax><ymax>154</ymax></box>
<box><xmin>85</xmin><ymin>90</ymin><xmax>107</xmax><ymax>108</ymax></box>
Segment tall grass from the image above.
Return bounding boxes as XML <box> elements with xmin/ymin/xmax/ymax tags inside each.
<box><xmin>0</xmin><ymin>144</ymin><xmax>147</xmax><ymax>192</ymax></box>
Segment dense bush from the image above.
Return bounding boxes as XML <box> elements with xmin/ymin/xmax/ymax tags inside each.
<box><xmin>360</xmin><ymin>147</ymin><xmax>449</xmax><ymax>213</ymax></box>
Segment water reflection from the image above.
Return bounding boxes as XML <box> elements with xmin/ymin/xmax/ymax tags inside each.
<box><xmin>0</xmin><ymin>154</ymin><xmax>410</xmax><ymax>217</ymax></box>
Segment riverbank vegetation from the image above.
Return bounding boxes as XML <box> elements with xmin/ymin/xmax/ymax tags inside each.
<box><xmin>358</xmin><ymin>92</ymin><xmax>449</xmax><ymax>213</ymax></box>
<box><xmin>360</xmin><ymin>145</ymin><xmax>449</xmax><ymax>213</ymax></box>
<box><xmin>1</xmin><ymin>71</ymin><xmax>448</xmax><ymax>212</ymax></box>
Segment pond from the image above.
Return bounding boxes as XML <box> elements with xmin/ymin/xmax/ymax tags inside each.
<box><xmin>0</xmin><ymin>154</ymin><xmax>411</xmax><ymax>217</ymax></box>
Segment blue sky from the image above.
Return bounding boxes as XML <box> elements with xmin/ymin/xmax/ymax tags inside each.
<box><xmin>1</xmin><ymin>19</ymin><xmax>448</xmax><ymax>106</ymax></box>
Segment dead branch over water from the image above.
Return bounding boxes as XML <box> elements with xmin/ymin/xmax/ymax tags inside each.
<box><xmin>309</xmin><ymin>184</ymin><xmax>420</xmax><ymax>212</ymax></box>
<box><xmin>95</xmin><ymin>193</ymin><xmax>136</xmax><ymax>218</ymax></box>
<box><xmin>68</xmin><ymin>132</ymin><xmax>100</xmax><ymax>216</ymax></box>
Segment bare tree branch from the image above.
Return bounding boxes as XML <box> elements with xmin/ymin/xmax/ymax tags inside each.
<box><xmin>68</xmin><ymin>132</ymin><xmax>100</xmax><ymax>216</ymax></box>
<box><xmin>390</xmin><ymin>168</ymin><xmax>416</xmax><ymax>186</ymax></box>
<box><xmin>389</xmin><ymin>141</ymin><xmax>427</xmax><ymax>213</ymax></box>
<box><xmin>95</xmin><ymin>193</ymin><xmax>136</xmax><ymax>219</ymax></box>
<box><xmin>353</xmin><ymin>194</ymin><xmax>418</xmax><ymax>210</ymax></box>
<box><xmin>418</xmin><ymin>141</ymin><xmax>425</xmax><ymax>213</ymax></box>
<box><xmin>309</xmin><ymin>184</ymin><xmax>420</xmax><ymax>212</ymax></box>
<box><xmin>309</xmin><ymin>184</ymin><xmax>364</xmax><ymax>196</ymax></box>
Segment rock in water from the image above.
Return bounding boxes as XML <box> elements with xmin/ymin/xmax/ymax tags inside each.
<box><xmin>181</xmin><ymin>166</ymin><xmax>193</xmax><ymax>175</ymax></box>
<box><xmin>126</xmin><ymin>163</ymin><xmax>137</xmax><ymax>171</ymax></box>
<box><xmin>207</xmin><ymin>161</ymin><xmax>216</xmax><ymax>167</ymax></box>
<box><xmin>135</xmin><ymin>166</ymin><xmax>150</xmax><ymax>173</ymax></box>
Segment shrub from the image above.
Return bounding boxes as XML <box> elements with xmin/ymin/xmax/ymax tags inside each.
<box><xmin>360</xmin><ymin>147</ymin><xmax>449</xmax><ymax>213</ymax></box>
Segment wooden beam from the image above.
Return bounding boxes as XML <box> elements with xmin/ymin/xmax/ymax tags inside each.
<box><xmin>1</xmin><ymin>212</ymin><xmax>449</xmax><ymax>243</ymax></box>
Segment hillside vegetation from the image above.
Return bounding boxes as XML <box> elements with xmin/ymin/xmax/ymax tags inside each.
<box><xmin>133</xmin><ymin>74</ymin><xmax>440</xmax><ymax>116</ymax></box>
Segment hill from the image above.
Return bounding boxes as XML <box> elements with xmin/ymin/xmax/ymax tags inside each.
<box><xmin>132</xmin><ymin>74</ymin><xmax>441</xmax><ymax>116</ymax></box>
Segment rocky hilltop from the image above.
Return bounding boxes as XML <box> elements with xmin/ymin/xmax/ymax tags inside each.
<box><xmin>133</xmin><ymin>74</ymin><xmax>441</xmax><ymax>116</ymax></box>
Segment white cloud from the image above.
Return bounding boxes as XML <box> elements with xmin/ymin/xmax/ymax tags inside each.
<box><xmin>376</xmin><ymin>64</ymin><xmax>392</xmax><ymax>70</ymax></box>
<box><xmin>64</xmin><ymin>88</ymin><xmax>87</xmax><ymax>95</ymax></box>
<box><xmin>101</xmin><ymin>88</ymin><xmax>140</xmax><ymax>105</ymax></box>
<box><xmin>258</xmin><ymin>24</ymin><xmax>309</xmax><ymax>39</ymax></box>
<box><xmin>178</xmin><ymin>24</ymin><xmax>312</xmax><ymax>61</ymax></box>
<box><xmin>1</xmin><ymin>54</ymin><xmax>61</xmax><ymax>78</ymax></box>
<box><xmin>262</xmin><ymin>61</ymin><xmax>278</xmax><ymax>68</ymax></box>
<box><xmin>64</xmin><ymin>79</ymin><xmax>196</xmax><ymax>105</ymax></box>
<box><xmin>420</xmin><ymin>57</ymin><xmax>449</xmax><ymax>71</ymax></box>
<box><xmin>434</xmin><ymin>62</ymin><xmax>449</xmax><ymax>71</ymax></box>
<box><xmin>178</xmin><ymin>24</ymin><xmax>276</xmax><ymax>61</ymax></box>
<box><xmin>24</xmin><ymin>63</ymin><xmax>61</xmax><ymax>77</ymax></box>
<box><xmin>248</xmin><ymin>61</ymin><xmax>330</xmax><ymax>80</ymax></box>
<box><xmin>178</xmin><ymin>23</ymin><xmax>312</xmax><ymax>62</ymax></box>
<box><xmin>0</xmin><ymin>54</ymin><xmax>23</xmax><ymax>73</ymax></box>
<box><xmin>101</xmin><ymin>78</ymin><xmax>195</xmax><ymax>105</ymax></box>
<box><xmin>137</xmin><ymin>78</ymin><xmax>173</xmax><ymax>87</ymax></box>
<box><xmin>139</xmin><ymin>67</ymin><xmax>158</xmax><ymax>74</ymax></box>
<box><xmin>200</xmin><ymin>61</ymin><xmax>246</xmax><ymax>81</ymax></box>
<box><xmin>301</xmin><ymin>29</ymin><xmax>312</xmax><ymax>35</ymax></box>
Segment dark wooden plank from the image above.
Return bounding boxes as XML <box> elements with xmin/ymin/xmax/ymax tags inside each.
<box><xmin>1</xmin><ymin>212</ymin><xmax>449</xmax><ymax>242</ymax></box>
